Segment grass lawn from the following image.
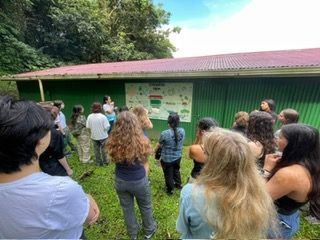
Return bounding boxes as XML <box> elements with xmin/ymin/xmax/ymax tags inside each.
<box><xmin>68</xmin><ymin>142</ymin><xmax>320</xmax><ymax>239</ymax></box>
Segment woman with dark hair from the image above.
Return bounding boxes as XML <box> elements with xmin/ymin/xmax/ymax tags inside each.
<box><xmin>86</xmin><ymin>102</ymin><xmax>110</xmax><ymax>166</ymax></box>
<box><xmin>188</xmin><ymin>117</ymin><xmax>218</xmax><ymax>182</ymax></box>
<box><xmin>260</xmin><ymin>98</ymin><xmax>277</xmax><ymax>123</ymax></box>
<box><xmin>247</xmin><ymin>111</ymin><xmax>276</xmax><ymax>169</ymax></box>
<box><xmin>39</xmin><ymin>104</ymin><xmax>73</xmax><ymax>176</ymax></box>
<box><xmin>155</xmin><ymin>113</ymin><xmax>185</xmax><ymax>195</ymax></box>
<box><xmin>70</xmin><ymin>105</ymin><xmax>91</xmax><ymax>163</ymax></box>
<box><xmin>263</xmin><ymin>123</ymin><xmax>320</xmax><ymax>238</ymax></box>
<box><xmin>106</xmin><ymin>111</ymin><xmax>157</xmax><ymax>240</ymax></box>
<box><xmin>0</xmin><ymin>96</ymin><xmax>99</xmax><ymax>239</ymax></box>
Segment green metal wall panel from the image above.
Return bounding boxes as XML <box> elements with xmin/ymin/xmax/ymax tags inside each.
<box><xmin>43</xmin><ymin>80</ymin><xmax>125</xmax><ymax>121</ymax></box>
<box><xmin>223</xmin><ymin>77</ymin><xmax>320</xmax><ymax>129</ymax></box>
<box><xmin>17</xmin><ymin>81</ymin><xmax>42</xmax><ymax>102</ymax></box>
<box><xmin>16</xmin><ymin>76</ymin><xmax>320</xmax><ymax>145</ymax></box>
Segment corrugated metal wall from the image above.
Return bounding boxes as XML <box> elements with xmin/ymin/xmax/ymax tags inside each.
<box><xmin>17</xmin><ymin>76</ymin><xmax>320</xmax><ymax>145</ymax></box>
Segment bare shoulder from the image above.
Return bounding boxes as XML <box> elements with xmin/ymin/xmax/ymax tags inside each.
<box><xmin>274</xmin><ymin>165</ymin><xmax>311</xmax><ymax>185</ymax></box>
<box><xmin>188</xmin><ymin>144</ymin><xmax>206</xmax><ymax>163</ymax></box>
<box><xmin>189</xmin><ymin>144</ymin><xmax>203</xmax><ymax>155</ymax></box>
<box><xmin>248</xmin><ymin>140</ymin><xmax>263</xmax><ymax>158</ymax></box>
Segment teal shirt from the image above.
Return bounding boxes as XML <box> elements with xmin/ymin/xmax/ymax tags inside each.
<box><xmin>176</xmin><ymin>184</ymin><xmax>215</xmax><ymax>239</ymax></box>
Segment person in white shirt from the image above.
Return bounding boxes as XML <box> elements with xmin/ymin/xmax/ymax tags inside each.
<box><xmin>86</xmin><ymin>102</ymin><xmax>110</xmax><ymax>166</ymax></box>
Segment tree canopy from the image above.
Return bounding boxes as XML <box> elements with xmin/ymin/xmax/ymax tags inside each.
<box><xmin>0</xmin><ymin>0</ymin><xmax>179</xmax><ymax>75</ymax></box>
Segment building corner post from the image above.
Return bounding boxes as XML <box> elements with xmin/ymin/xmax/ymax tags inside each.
<box><xmin>37</xmin><ymin>78</ymin><xmax>45</xmax><ymax>102</ymax></box>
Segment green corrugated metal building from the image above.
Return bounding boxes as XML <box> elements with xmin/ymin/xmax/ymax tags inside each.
<box><xmin>2</xmin><ymin>48</ymin><xmax>320</xmax><ymax>144</ymax></box>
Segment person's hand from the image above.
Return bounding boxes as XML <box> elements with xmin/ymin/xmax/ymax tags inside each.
<box><xmin>264</xmin><ymin>153</ymin><xmax>281</xmax><ymax>172</ymax></box>
<box><xmin>86</xmin><ymin>194</ymin><xmax>100</xmax><ymax>225</ymax></box>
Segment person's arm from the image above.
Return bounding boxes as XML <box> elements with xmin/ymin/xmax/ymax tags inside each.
<box><xmin>176</xmin><ymin>186</ymin><xmax>192</xmax><ymax>238</ymax></box>
<box><xmin>143</xmin><ymin>116</ymin><xmax>153</xmax><ymax>129</ymax></box>
<box><xmin>266</xmin><ymin>168</ymin><xmax>295</xmax><ymax>200</ymax></box>
<box><xmin>188</xmin><ymin>145</ymin><xmax>206</xmax><ymax>163</ymax></box>
<box><xmin>248</xmin><ymin>140</ymin><xmax>263</xmax><ymax>159</ymax></box>
<box><xmin>104</xmin><ymin>117</ymin><xmax>110</xmax><ymax>132</ymax></box>
<box><xmin>154</xmin><ymin>142</ymin><xmax>162</xmax><ymax>152</ymax></box>
<box><xmin>86</xmin><ymin>116</ymin><xmax>90</xmax><ymax>129</ymax></box>
<box><xmin>85</xmin><ymin>194</ymin><xmax>100</xmax><ymax>225</ymax></box>
<box><xmin>263</xmin><ymin>153</ymin><xmax>296</xmax><ymax>200</ymax></box>
<box><xmin>106</xmin><ymin>103</ymin><xmax>114</xmax><ymax>114</ymax></box>
<box><xmin>58</xmin><ymin>156</ymin><xmax>73</xmax><ymax>176</ymax></box>
<box><xmin>144</xmin><ymin>161</ymin><xmax>150</xmax><ymax>176</ymax></box>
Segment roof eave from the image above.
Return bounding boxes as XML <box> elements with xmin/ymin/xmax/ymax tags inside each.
<box><xmin>1</xmin><ymin>66</ymin><xmax>320</xmax><ymax>81</ymax></box>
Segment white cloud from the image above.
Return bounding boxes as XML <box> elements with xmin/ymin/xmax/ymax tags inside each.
<box><xmin>170</xmin><ymin>0</ymin><xmax>320</xmax><ymax>57</ymax></box>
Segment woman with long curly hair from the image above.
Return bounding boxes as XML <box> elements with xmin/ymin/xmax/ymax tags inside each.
<box><xmin>247</xmin><ymin>111</ymin><xmax>276</xmax><ymax>168</ymax></box>
<box><xmin>106</xmin><ymin>111</ymin><xmax>157</xmax><ymax>240</ymax></box>
<box><xmin>176</xmin><ymin>128</ymin><xmax>277</xmax><ymax>239</ymax></box>
<box><xmin>263</xmin><ymin>123</ymin><xmax>320</xmax><ymax>238</ymax></box>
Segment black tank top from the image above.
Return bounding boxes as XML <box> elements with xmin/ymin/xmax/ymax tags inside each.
<box><xmin>191</xmin><ymin>160</ymin><xmax>204</xmax><ymax>178</ymax></box>
<box><xmin>275</xmin><ymin>195</ymin><xmax>307</xmax><ymax>215</ymax></box>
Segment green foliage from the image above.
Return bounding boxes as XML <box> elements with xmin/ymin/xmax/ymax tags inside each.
<box><xmin>24</xmin><ymin>0</ymin><xmax>108</xmax><ymax>63</ymax></box>
<box><xmin>0</xmin><ymin>81</ymin><xmax>19</xmax><ymax>98</ymax></box>
<box><xmin>67</xmin><ymin>142</ymin><xmax>320</xmax><ymax>239</ymax></box>
<box><xmin>0</xmin><ymin>10</ymin><xmax>58</xmax><ymax>75</ymax></box>
<box><xmin>0</xmin><ymin>0</ymin><xmax>178</xmax><ymax>75</ymax></box>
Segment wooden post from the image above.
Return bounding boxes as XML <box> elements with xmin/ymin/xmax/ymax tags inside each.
<box><xmin>38</xmin><ymin>78</ymin><xmax>45</xmax><ymax>102</ymax></box>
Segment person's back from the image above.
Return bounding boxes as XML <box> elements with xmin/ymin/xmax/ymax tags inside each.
<box><xmin>87</xmin><ymin>112</ymin><xmax>109</xmax><ymax>140</ymax></box>
<box><xmin>177</xmin><ymin>129</ymin><xmax>277</xmax><ymax>239</ymax></box>
<box><xmin>106</xmin><ymin>111</ymin><xmax>157</xmax><ymax>239</ymax></box>
<box><xmin>0</xmin><ymin>96</ymin><xmax>99</xmax><ymax>239</ymax></box>
<box><xmin>39</xmin><ymin>125</ymin><xmax>68</xmax><ymax>176</ymax></box>
<box><xmin>160</xmin><ymin>127</ymin><xmax>185</xmax><ymax>162</ymax></box>
<box><xmin>0</xmin><ymin>173</ymin><xmax>88</xmax><ymax>238</ymax></box>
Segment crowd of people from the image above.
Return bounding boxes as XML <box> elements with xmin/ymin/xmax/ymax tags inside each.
<box><xmin>0</xmin><ymin>95</ymin><xmax>319</xmax><ymax>239</ymax></box>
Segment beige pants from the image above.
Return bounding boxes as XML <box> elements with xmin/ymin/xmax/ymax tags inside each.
<box><xmin>76</xmin><ymin>134</ymin><xmax>91</xmax><ymax>163</ymax></box>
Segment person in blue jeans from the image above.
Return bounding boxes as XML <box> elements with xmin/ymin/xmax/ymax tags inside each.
<box><xmin>106</xmin><ymin>111</ymin><xmax>157</xmax><ymax>240</ymax></box>
<box><xmin>263</xmin><ymin>123</ymin><xmax>320</xmax><ymax>239</ymax></box>
<box><xmin>155</xmin><ymin>113</ymin><xmax>185</xmax><ymax>195</ymax></box>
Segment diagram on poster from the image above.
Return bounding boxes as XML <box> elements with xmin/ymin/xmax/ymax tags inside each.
<box><xmin>125</xmin><ymin>83</ymin><xmax>193</xmax><ymax>122</ymax></box>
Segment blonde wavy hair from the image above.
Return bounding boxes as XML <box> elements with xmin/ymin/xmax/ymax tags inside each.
<box><xmin>132</xmin><ymin>105</ymin><xmax>152</xmax><ymax>130</ymax></box>
<box><xmin>106</xmin><ymin>111</ymin><xmax>152</xmax><ymax>164</ymax></box>
<box><xmin>196</xmin><ymin>128</ymin><xmax>276</xmax><ymax>239</ymax></box>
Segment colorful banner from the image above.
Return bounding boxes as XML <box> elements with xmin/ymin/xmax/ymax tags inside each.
<box><xmin>125</xmin><ymin>83</ymin><xmax>193</xmax><ymax>122</ymax></box>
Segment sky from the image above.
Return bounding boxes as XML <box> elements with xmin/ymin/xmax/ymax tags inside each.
<box><xmin>153</xmin><ymin>0</ymin><xmax>320</xmax><ymax>58</ymax></box>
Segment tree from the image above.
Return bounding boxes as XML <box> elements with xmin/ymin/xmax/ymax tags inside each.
<box><xmin>104</xmin><ymin>0</ymin><xmax>179</xmax><ymax>60</ymax></box>
<box><xmin>0</xmin><ymin>2</ymin><xmax>56</xmax><ymax>75</ymax></box>
<box><xmin>0</xmin><ymin>0</ymin><xmax>179</xmax><ymax>75</ymax></box>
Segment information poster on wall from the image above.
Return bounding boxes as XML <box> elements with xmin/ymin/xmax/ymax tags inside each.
<box><xmin>125</xmin><ymin>83</ymin><xmax>193</xmax><ymax>122</ymax></box>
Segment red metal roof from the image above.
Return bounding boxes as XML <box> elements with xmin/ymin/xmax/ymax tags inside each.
<box><xmin>15</xmin><ymin>48</ymin><xmax>320</xmax><ymax>78</ymax></box>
